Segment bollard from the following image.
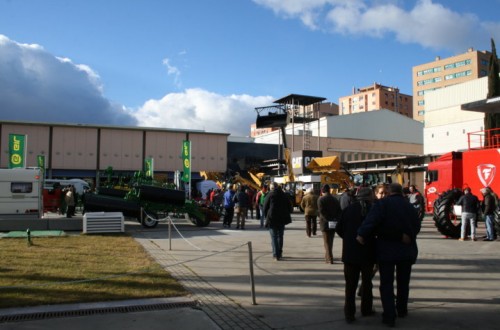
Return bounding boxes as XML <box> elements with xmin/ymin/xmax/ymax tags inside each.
<box><xmin>247</xmin><ymin>241</ymin><xmax>257</xmax><ymax>305</ymax></box>
<box><xmin>168</xmin><ymin>217</ymin><xmax>172</xmax><ymax>251</ymax></box>
<box><xmin>26</xmin><ymin>228</ymin><xmax>32</xmax><ymax>247</ymax></box>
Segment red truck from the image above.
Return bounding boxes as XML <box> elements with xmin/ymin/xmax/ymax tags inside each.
<box><xmin>425</xmin><ymin>128</ymin><xmax>500</xmax><ymax>238</ymax></box>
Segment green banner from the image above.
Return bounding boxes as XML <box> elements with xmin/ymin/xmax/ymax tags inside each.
<box><xmin>181</xmin><ymin>140</ymin><xmax>191</xmax><ymax>182</ymax></box>
<box><xmin>9</xmin><ymin>134</ymin><xmax>26</xmax><ymax>168</ymax></box>
<box><xmin>37</xmin><ymin>155</ymin><xmax>45</xmax><ymax>174</ymax></box>
<box><xmin>144</xmin><ymin>157</ymin><xmax>154</xmax><ymax>177</ymax></box>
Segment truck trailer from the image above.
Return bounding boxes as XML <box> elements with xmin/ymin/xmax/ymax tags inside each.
<box><xmin>0</xmin><ymin>168</ymin><xmax>43</xmax><ymax>217</ymax></box>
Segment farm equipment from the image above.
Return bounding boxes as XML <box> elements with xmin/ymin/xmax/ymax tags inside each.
<box><xmin>426</xmin><ymin>128</ymin><xmax>500</xmax><ymax>238</ymax></box>
<box><xmin>83</xmin><ymin>171</ymin><xmax>209</xmax><ymax>228</ymax></box>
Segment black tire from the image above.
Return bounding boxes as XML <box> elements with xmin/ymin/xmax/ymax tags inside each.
<box><xmin>140</xmin><ymin>210</ymin><xmax>159</xmax><ymax>228</ymax></box>
<box><xmin>190</xmin><ymin>214</ymin><xmax>210</xmax><ymax>227</ymax></box>
<box><xmin>432</xmin><ymin>189</ymin><xmax>463</xmax><ymax>238</ymax></box>
<box><xmin>494</xmin><ymin>208</ymin><xmax>500</xmax><ymax>237</ymax></box>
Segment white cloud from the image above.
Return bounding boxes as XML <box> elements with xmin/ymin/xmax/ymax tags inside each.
<box><xmin>0</xmin><ymin>34</ymin><xmax>137</xmax><ymax>126</ymax></box>
<box><xmin>0</xmin><ymin>35</ymin><xmax>272</xmax><ymax>136</ymax></box>
<box><xmin>162</xmin><ymin>57</ymin><xmax>181</xmax><ymax>88</ymax></box>
<box><xmin>134</xmin><ymin>88</ymin><xmax>274</xmax><ymax>136</ymax></box>
<box><xmin>253</xmin><ymin>0</ymin><xmax>500</xmax><ymax>51</ymax></box>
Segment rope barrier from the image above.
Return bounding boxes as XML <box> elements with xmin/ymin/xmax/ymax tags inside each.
<box><xmin>0</xmin><ymin>219</ymin><xmax>256</xmax><ymax>305</ymax></box>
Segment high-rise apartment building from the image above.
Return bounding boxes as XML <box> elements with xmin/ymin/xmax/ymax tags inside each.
<box><xmin>338</xmin><ymin>83</ymin><xmax>413</xmax><ymax>117</ymax></box>
<box><xmin>412</xmin><ymin>47</ymin><xmax>491</xmax><ymax>122</ymax></box>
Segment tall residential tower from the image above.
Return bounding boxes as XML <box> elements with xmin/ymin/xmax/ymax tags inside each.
<box><xmin>412</xmin><ymin>47</ymin><xmax>491</xmax><ymax>122</ymax></box>
<box><xmin>338</xmin><ymin>83</ymin><xmax>413</xmax><ymax>117</ymax></box>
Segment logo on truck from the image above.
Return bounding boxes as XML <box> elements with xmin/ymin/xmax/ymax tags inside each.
<box><xmin>477</xmin><ymin>164</ymin><xmax>496</xmax><ymax>187</ymax></box>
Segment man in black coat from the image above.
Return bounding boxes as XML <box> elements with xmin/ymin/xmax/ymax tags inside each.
<box><xmin>317</xmin><ymin>184</ymin><xmax>342</xmax><ymax>264</ymax></box>
<box><xmin>263</xmin><ymin>182</ymin><xmax>292</xmax><ymax>261</ymax></box>
<box><xmin>357</xmin><ymin>183</ymin><xmax>421</xmax><ymax>327</ymax></box>
<box><xmin>337</xmin><ymin>187</ymin><xmax>376</xmax><ymax>323</ymax></box>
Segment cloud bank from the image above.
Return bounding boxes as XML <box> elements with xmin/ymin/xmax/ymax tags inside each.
<box><xmin>0</xmin><ymin>35</ymin><xmax>137</xmax><ymax>126</ymax></box>
<box><xmin>253</xmin><ymin>0</ymin><xmax>500</xmax><ymax>51</ymax></box>
<box><xmin>0</xmin><ymin>35</ymin><xmax>272</xmax><ymax>136</ymax></box>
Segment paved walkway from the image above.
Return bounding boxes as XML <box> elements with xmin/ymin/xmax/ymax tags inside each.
<box><xmin>1</xmin><ymin>213</ymin><xmax>499</xmax><ymax>329</ymax></box>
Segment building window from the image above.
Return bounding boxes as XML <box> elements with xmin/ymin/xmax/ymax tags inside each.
<box><xmin>445</xmin><ymin>70</ymin><xmax>472</xmax><ymax>80</ymax></box>
<box><xmin>480</xmin><ymin>70</ymin><xmax>487</xmax><ymax>76</ymax></box>
<box><xmin>417</xmin><ymin>77</ymin><xmax>441</xmax><ymax>86</ymax></box>
<box><xmin>418</xmin><ymin>100</ymin><xmax>425</xmax><ymax>106</ymax></box>
<box><xmin>418</xmin><ymin>110</ymin><xmax>425</xmax><ymax>116</ymax></box>
<box><xmin>417</xmin><ymin>66</ymin><xmax>442</xmax><ymax>76</ymax></box>
<box><xmin>444</xmin><ymin>59</ymin><xmax>471</xmax><ymax>70</ymax></box>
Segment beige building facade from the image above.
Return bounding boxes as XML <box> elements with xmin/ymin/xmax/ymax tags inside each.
<box><xmin>412</xmin><ymin>48</ymin><xmax>491</xmax><ymax>122</ymax></box>
<box><xmin>0</xmin><ymin>121</ymin><xmax>228</xmax><ymax>179</ymax></box>
<box><xmin>338</xmin><ymin>83</ymin><xmax>413</xmax><ymax>117</ymax></box>
<box><xmin>423</xmin><ymin>77</ymin><xmax>486</xmax><ymax>155</ymax></box>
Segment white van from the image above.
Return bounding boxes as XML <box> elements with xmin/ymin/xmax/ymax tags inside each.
<box><xmin>0</xmin><ymin>168</ymin><xmax>43</xmax><ymax>216</ymax></box>
<box><xmin>44</xmin><ymin>179</ymin><xmax>90</xmax><ymax>195</ymax></box>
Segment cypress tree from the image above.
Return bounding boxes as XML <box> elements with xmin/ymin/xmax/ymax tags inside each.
<box><xmin>485</xmin><ymin>38</ymin><xmax>500</xmax><ymax>145</ymax></box>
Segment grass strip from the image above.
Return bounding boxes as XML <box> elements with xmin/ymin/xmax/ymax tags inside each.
<box><xmin>0</xmin><ymin>234</ymin><xmax>187</xmax><ymax>309</ymax></box>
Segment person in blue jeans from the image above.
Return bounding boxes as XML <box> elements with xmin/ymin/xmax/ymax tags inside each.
<box><xmin>222</xmin><ymin>184</ymin><xmax>235</xmax><ymax>228</ymax></box>
<box><xmin>263</xmin><ymin>182</ymin><xmax>292</xmax><ymax>261</ymax></box>
<box><xmin>258</xmin><ymin>185</ymin><xmax>268</xmax><ymax>228</ymax></box>
<box><xmin>480</xmin><ymin>187</ymin><xmax>497</xmax><ymax>241</ymax></box>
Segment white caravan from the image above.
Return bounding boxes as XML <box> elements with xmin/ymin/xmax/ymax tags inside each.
<box><xmin>0</xmin><ymin>168</ymin><xmax>43</xmax><ymax>216</ymax></box>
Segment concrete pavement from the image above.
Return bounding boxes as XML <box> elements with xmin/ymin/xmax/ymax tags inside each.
<box><xmin>1</xmin><ymin>212</ymin><xmax>499</xmax><ymax>329</ymax></box>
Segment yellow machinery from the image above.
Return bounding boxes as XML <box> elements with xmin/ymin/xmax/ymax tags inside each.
<box><xmin>200</xmin><ymin>171</ymin><xmax>225</xmax><ymax>187</ymax></box>
<box><xmin>306</xmin><ymin>156</ymin><xmax>353</xmax><ymax>194</ymax></box>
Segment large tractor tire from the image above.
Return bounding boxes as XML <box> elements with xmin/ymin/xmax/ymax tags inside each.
<box><xmin>140</xmin><ymin>209</ymin><xmax>159</xmax><ymax>229</ymax></box>
<box><xmin>494</xmin><ymin>208</ymin><xmax>500</xmax><ymax>237</ymax></box>
<box><xmin>433</xmin><ymin>189</ymin><xmax>463</xmax><ymax>238</ymax></box>
<box><xmin>189</xmin><ymin>214</ymin><xmax>210</xmax><ymax>227</ymax></box>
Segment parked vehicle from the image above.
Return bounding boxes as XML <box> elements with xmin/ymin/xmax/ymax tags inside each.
<box><xmin>0</xmin><ymin>168</ymin><xmax>43</xmax><ymax>217</ymax></box>
<box><xmin>44</xmin><ymin>179</ymin><xmax>90</xmax><ymax>195</ymax></box>
<box><xmin>83</xmin><ymin>171</ymin><xmax>207</xmax><ymax>228</ymax></box>
<box><xmin>426</xmin><ymin>129</ymin><xmax>500</xmax><ymax>238</ymax></box>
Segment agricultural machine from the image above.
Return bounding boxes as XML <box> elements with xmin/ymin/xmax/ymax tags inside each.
<box><xmin>83</xmin><ymin>171</ymin><xmax>212</xmax><ymax>228</ymax></box>
<box><xmin>426</xmin><ymin>128</ymin><xmax>500</xmax><ymax>238</ymax></box>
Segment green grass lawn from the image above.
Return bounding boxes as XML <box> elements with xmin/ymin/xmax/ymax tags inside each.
<box><xmin>0</xmin><ymin>234</ymin><xmax>187</xmax><ymax>309</ymax></box>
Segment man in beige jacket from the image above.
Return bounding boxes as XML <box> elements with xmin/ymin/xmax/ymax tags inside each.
<box><xmin>300</xmin><ymin>187</ymin><xmax>319</xmax><ymax>237</ymax></box>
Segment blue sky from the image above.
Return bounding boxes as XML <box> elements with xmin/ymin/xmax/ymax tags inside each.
<box><xmin>1</xmin><ymin>0</ymin><xmax>499</xmax><ymax>136</ymax></box>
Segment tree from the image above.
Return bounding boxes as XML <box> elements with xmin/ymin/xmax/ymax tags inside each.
<box><xmin>485</xmin><ymin>38</ymin><xmax>500</xmax><ymax>145</ymax></box>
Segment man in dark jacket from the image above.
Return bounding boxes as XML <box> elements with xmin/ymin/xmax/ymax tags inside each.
<box><xmin>233</xmin><ymin>185</ymin><xmax>250</xmax><ymax>229</ymax></box>
<box><xmin>481</xmin><ymin>187</ymin><xmax>497</xmax><ymax>241</ymax></box>
<box><xmin>357</xmin><ymin>183</ymin><xmax>421</xmax><ymax>327</ymax></box>
<box><xmin>455</xmin><ymin>187</ymin><xmax>480</xmax><ymax>241</ymax></box>
<box><xmin>263</xmin><ymin>182</ymin><xmax>292</xmax><ymax>261</ymax></box>
<box><xmin>337</xmin><ymin>187</ymin><xmax>376</xmax><ymax>323</ymax></box>
<box><xmin>318</xmin><ymin>184</ymin><xmax>342</xmax><ymax>264</ymax></box>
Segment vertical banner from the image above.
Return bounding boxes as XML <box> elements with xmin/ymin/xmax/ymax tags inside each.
<box><xmin>144</xmin><ymin>157</ymin><xmax>154</xmax><ymax>177</ymax></box>
<box><xmin>37</xmin><ymin>155</ymin><xmax>46</xmax><ymax>175</ymax></box>
<box><xmin>9</xmin><ymin>134</ymin><xmax>26</xmax><ymax>168</ymax></box>
<box><xmin>181</xmin><ymin>140</ymin><xmax>191</xmax><ymax>182</ymax></box>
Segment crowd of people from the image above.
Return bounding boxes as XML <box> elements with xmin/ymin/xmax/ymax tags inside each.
<box><xmin>204</xmin><ymin>180</ymin><xmax>497</xmax><ymax>327</ymax></box>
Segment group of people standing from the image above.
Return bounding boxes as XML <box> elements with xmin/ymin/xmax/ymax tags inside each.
<box><xmin>301</xmin><ymin>182</ymin><xmax>421</xmax><ymax>327</ymax></box>
<box><xmin>455</xmin><ymin>186</ymin><xmax>498</xmax><ymax>241</ymax></box>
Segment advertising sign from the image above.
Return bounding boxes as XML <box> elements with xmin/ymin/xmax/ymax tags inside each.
<box><xmin>9</xmin><ymin>134</ymin><xmax>26</xmax><ymax>168</ymax></box>
<box><xmin>292</xmin><ymin>150</ymin><xmax>323</xmax><ymax>175</ymax></box>
<box><xmin>181</xmin><ymin>140</ymin><xmax>191</xmax><ymax>182</ymax></box>
<box><xmin>37</xmin><ymin>155</ymin><xmax>45</xmax><ymax>174</ymax></box>
<box><xmin>144</xmin><ymin>157</ymin><xmax>154</xmax><ymax>177</ymax></box>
